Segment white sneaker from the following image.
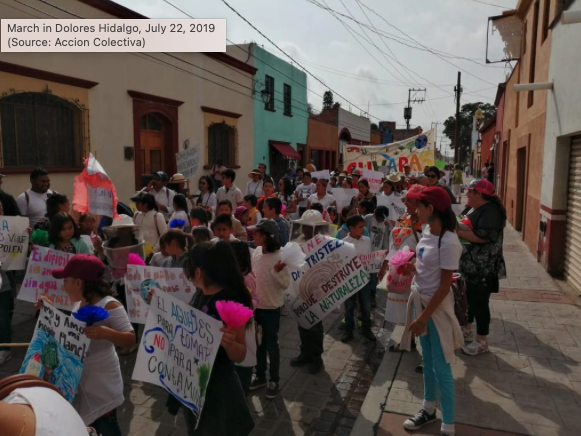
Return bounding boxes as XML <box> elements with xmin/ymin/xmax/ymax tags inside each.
<box><xmin>0</xmin><ymin>350</ymin><xmax>12</xmax><ymax>366</ymax></box>
<box><xmin>462</xmin><ymin>340</ymin><xmax>489</xmax><ymax>356</ymax></box>
<box><xmin>462</xmin><ymin>327</ymin><xmax>475</xmax><ymax>343</ymax></box>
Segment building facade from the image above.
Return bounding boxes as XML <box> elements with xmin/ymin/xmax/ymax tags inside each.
<box><xmin>306</xmin><ymin>118</ymin><xmax>338</xmax><ymax>171</ymax></box>
<box><xmin>0</xmin><ymin>0</ymin><xmax>256</xmax><ymax>204</ymax></box>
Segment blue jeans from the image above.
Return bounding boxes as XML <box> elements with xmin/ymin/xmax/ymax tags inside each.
<box><xmin>345</xmin><ymin>283</ymin><xmax>372</xmax><ymax>332</ymax></box>
<box><xmin>0</xmin><ymin>291</ymin><xmax>14</xmax><ymax>351</ymax></box>
<box><xmin>255</xmin><ymin>308</ymin><xmax>281</xmax><ymax>383</ymax></box>
<box><xmin>90</xmin><ymin>409</ymin><xmax>122</xmax><ymax>436</ymax></box>
<box><xmin>420</xmin><ymin>318</ymin><xmax>455</xmax><ymax>425</ymax></box>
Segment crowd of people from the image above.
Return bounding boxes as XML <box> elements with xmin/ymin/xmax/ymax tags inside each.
<box><xmin>0</xmin><ymin>159</ymin><xmax>506</xmax><ymax>436</ymax></box>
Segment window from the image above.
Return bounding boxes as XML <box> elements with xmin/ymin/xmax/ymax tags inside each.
<box><xmin>265</xmin><ymin>75</ymin><xmax>274</xmax><ymax>111</ymax></box>
<box><xmin>0</xmin><ymin>92</ymin><xmax>83</xmax><ymax>168</ymax></box>
<box><xmin>283</xmin><ymin>84</ymin><xmax>292</xmax><ymax>116</ymax></box>
<box><xmin>542</xmin><ymin>0</ymin><xmax>550</xmax><ymax>43</ymax></box>
<box><xmin>140</xmin><ymin>113</ymin><xmax>163</xmax><ymax>131</ymax></box>
<box><xmin>208</xmin><ymin>122</ymin><xmax>236</xmax><ymax>166</ymax></box>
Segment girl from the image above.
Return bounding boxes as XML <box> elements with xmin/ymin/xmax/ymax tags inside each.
<box><xmin>458</xmin><ymin>179</ymin><xmax>506</xmax><ymax>356</ymax></box>
<box><xmin>169</xmin><ymin>194</ymin><xmax>189</xmax><ymax>231</ymax></box>
<box><xmin>45</xmin><ymin>193</ymin><xmax>70</xmax><ymax>222</ymax></box>
<box><xmin>277</xmin><ymin>178</ymin><xmax>297</xmax><ymax>217</ymax></box>
<box><xmin>193</xmin><ymin>175</ymin><xmax>217</xmax><ymax>217</ymax></box>
<box><xmin>149</xmin><ymin>238</ymin><xmax>171</xmax><ymax>267</ymax></box>
<box><xmin>48</xmin><ymin>213</ymin><xmax>91</xmax><ymax>254</ymax></box>
<box><xmin>189</xmin><ymin>206</ymin><xmax>212</xmax><ymax>230</ymax></box>
<box><xmin>50</xmin><ymin>254</ymin><xmax>135</xmax><ymax>435</ymax></box>
<box><xmin>327</xmin><ymin>206</ymin><xmax>338</xmax><ymax>225</ymax></box>
<box><xmin>159</xmin><ymin>229</ymin><xmax>194</xmax><ymax>269</ymax></box>
<box><xmin>182</xmin><ymin>242</ymin><xmax>255</xmax><ymax>434</ymax></box>
<box><xmin>249</xmin><ymin>220</ymin><xmax>290</xmax><ymax>399</ymax></box>
<box><xmin>79</xmin><ymin>214</ymin><xmax>104</xmax><ymax>258</ymax></box>
<box><xmin>257</xmin><ymin>180</ymin><xmax>277</xmax><ymax>213</ymax></box>
<box><xmin>351</xmin><ymin>179</ymin><xmax>377</xmax><ymax>209</ymax></box>
<box><xmin>133</xmin><ymin>193</ymin><xmax>167</xmax><ymax>251</ymax></box>
<box><xmin>307</xmin><ymin>179</ymin><xmax>337</xmax><ymax>210</ymax></box>
<box><xmin>400</xmin><ymin>187</ymin><xmax>463</xmax><ymax>436</ymax></box>
<box><xmin>192</xmin><ymin>227</ymin><xmax>212</xmax><ymax>245</ymax></box>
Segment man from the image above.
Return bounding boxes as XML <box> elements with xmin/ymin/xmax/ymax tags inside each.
<box><xmin>258</xmin><ymin>163</ymin><xmax>274</xmax><ymax>185</ymax></box>
<box><xmin>140</xmin><ymin>171</ymin><xmax>175</xmax><ymax>221</ymax></box>
<box><xmin>351</xmin><ymin>169</ymin><xmax>362</xmax><ymax>188</ymax></box>
<box><xmin>0</xmin><ymin>174</ymin><xmax>21</xmax><ymax>216</ymax></box>
<box><xmin>262</xmin><ymin>197</ymin><xmax>289</xmax><ymax>246</ymax></box>
<box><xmin>216</xmin><ymin>169</ymin><xmax>244</xmax><ymax>207</ymax></box>
<box><xmin>211</xmin><ymin>159</ymin><xmax>228</xmax><ymax>192</ymax></box>
<box><xmin>16</xmin><ymin>168</ymin><xmax>53</xmax><ymax>227</ymax></box>
<box><xmin>403</xmin><ymin>164</ymin><xmax>412</xmax><ymax>178</ymax></box>
<box><xmin>282</xmin><ymin>168</ymin><xmax>294</xmax><ymax>181</ymax></box>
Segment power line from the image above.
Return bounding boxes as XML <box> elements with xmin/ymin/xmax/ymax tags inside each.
<box><xmin>467</xmin><ymin>0</ymin><xmax>510</xmax><ymax>8</ymax></box>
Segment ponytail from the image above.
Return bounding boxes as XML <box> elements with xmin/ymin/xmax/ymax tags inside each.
<box><xmin>483</xmin><ymin>194</ymin><xmax>507</xmax><ymax>228</ymax></box>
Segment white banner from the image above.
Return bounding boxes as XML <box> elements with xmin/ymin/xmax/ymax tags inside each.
<box><xmin>176</xmin><ymin>144</ymin><xmax>201</xmax><ymax>179</ymax></box>
<box><xmin>377</xmin><ymin>195</ymin><xmax>406</xmax><ymax>221</ymax></box>
<box><xmin>362</xmin><ymin>169</ymin><xmax>384</xmax><ymax>193</ymax></box>
<box><xmin>132</xmin><ymin>291</ymin><xmax>223</xmax><ymax>421</ymax></box>
<box><xmin>124</xmin><ymin>265</ymin><xmax>196</xmax><ymax>324</ymax></box>
<box><xmin>0</xmin><ymin>216</ymin><xmax>30</xmax><ymax>270</ymax></box>
<box><xmin>284</xmin><ymin>235</ymin><xmax>370</xmax><ymax>329</ymax></box>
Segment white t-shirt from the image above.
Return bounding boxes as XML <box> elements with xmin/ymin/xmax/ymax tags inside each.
<box><xmin>139</xmin><ymin>187</ymin><xmax>175</xmax><ymax>221</ymax></box>
<box><xmin>216</xmin><ymin>185</ymin><xmax>244</xmax><ymax>208</ymax></box>
<box><xmin>343</xmin><ymin>234</ymin><xmax>372</xmax><ymax>256</ymax></box>
<box><xmin>295</xmin><ymin>183</ymin><xmax>315</xmax><ymax>207</ymax></box>
<box><xmin>16</xmin><ymin>189</ymin><xmax>53</xmax><ymax>227</ymax></box>
<box><xmin>246</xmin><ymin>180</ymin><xmax>264</xmax><ymax>198</ymax></box>
<box><xmin>3</xmin><ymin>387</ymin><xmax>88</xmax><ymax>436</ymax></box>
<box><xmin>169</xmin><ymin>210</ymin><xmax>189</xmax><ymax>228</ymax></box>
<box><xmin>307</xmin><ymin>193</ymin><xmax>336</xmax><ymax>209</ymax></box>
<box><xmin>413</xmin><ymin>227</ymin><xmax>462</xmax><ymax>298</ymax></box>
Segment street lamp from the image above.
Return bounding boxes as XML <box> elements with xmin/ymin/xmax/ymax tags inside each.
<box><xmin>260</xmin><ymin>89</ymin><xmax>272</xmax><ymax>105</ymax></box>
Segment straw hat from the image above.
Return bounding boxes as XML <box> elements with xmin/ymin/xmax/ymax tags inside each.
<box><xmin>292</xmin><ymin>210</ymin><xmax>328</xmax><ymax>226</ymax></box>
<box><xmin>386</xmin><ymin>171</ymin><xmax>401</xmax><ymax>183</ymax></box>
<box><xmin>248</xmin><ymin>168</ymin><xmax>263</xmax><ymax>178</ymax></box>
<box><xmin>169</xmin><ymin>173</ymin><xmax>187</xmax><ymax>183</ymax></box>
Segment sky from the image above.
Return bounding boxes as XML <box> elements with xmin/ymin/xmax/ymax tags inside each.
<box><xmin>117</xmin><ymin>0</ymin><xmax>518</xmax><ymax>156</ymax></box>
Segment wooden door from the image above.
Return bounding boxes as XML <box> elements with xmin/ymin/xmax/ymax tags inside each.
<box><xmin>139</xmin><ymin>114</ymin><xmax>165</xmax><ymax>174</ymax></box>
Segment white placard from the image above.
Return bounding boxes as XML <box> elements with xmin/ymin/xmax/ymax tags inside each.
<box><xmin>311</xmin><ymin>170</ymin><xmax>330</xmax><ymax>180</ymax></box>
<box><xmin>88</xmin><ymin>186</ymin><xmax>115</xmax><ymax>218</ymax></box>
<box><xmin>362</xmin><ymin>169</ymin><xmax>384</xmax><ymax>193</ymax></box>
<box><xmin>0</xmin><ymin>216</ymin><xmax>30</xmax><ymax>270</ymax></box>
<box><xmin>176</xmin><ymin>143</ymin><xmax>201</xmax><ymax>179</ymax></box>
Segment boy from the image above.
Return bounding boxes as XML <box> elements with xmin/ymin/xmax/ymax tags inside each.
<box><xmin>243</xmin><ymin>194</ymin><xmax>262</xmax><ymax>225</ymax></box>
<box><xmin>342</xmin><ymin>215</ymin><xmax>376</xmax><ymax>343</ymax></box>
<box><xmin>211</xmin><ymin>214</ymin><xmax>238</xmax><ymax>242</ymax></box>
<box><xmin>294</xmin><ymin>171</ymin><xmax>315</xmax><ymax>216</ymax></box>
<box><xmin>262</xmin><ymin>197</ymin><xmax>289</xmax><ymax>246</ymax></box>
<box><xmin>216</xmin><ymin>169</ymin><xmax>244</xmax><ymax>207</ymax></box>
<box><xmin>216</xmin><ymin>200</ymin><xmax>247</xmax><ymax>242</ymax></box>
<box><xmin>364</xmin><ymin>206</ymin><xmax>391</xmax><ymax>308</ymax></box>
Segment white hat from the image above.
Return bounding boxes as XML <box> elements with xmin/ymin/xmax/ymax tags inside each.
<box><xmin>106</xmin><ymin>214</ymin><xmax>136</xmax><ymax>228</ymax></box>
<box><xmin>292</xmin><ymin>210</ymin><xmax>328</xmax><ymax>226</ymax></box>
<box><xmin>386</xmin><ymin>171</ymin><xmax>400</xmax><ymax>183</ymax></box>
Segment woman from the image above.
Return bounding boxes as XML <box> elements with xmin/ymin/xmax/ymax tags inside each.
<box><xmin>307</xmin><ymin>179</ymin><xmax>337</xmax><ymax>210</ymax></box>
<box><xmin>181</xmin><ymin>242</ymin><xmax>255</xmax><ymax>435</ymax></box>
<box><xmin>193</xmin><ymin>175</ymin><xmax>217</xmax><ymax>217</ymax></box>
<box><xmin>132</xmin><ymin>193</ymin><xmax>167</xmax><ymax>252</ymax></box>
<box><xmin>399</xmin><ymin>187</ymin><xmax>463</xmax><ymax>436</ymax></box>
<box><xmin>277</xmin><ymin>178</ymin><xmax>297</xmax><ymax>217</ymax></box>
<box><xmin>169</xmin><ymin>194</ymin><xmax>189</xmax><ymax>230</ymax></box>
<box><xmin>457</xmin><ymin>179</ymin><xmax>506</xmax><ymax>356</ymax></box>
<box><xmin>425</xmin><ymin>166</ymin><xmax>457</xmax><ymax>204</ymax></box>
<box><xmin>350</xmin><ymin>179</ymin><xmax>377</xmax><ymax>210</ymax></box>
<box><xmin>246</xmin><ymin>169</ymin><xmax>264</xmax><ymax>198</ymax></box>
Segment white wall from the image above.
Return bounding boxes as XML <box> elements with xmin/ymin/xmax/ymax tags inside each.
<box><xmin>338</xmin><ymin>108</ymin><xmax>370</xmax><ymax>142</ymax></box>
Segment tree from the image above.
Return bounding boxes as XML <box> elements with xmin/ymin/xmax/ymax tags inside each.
<box><xmin>371</xmin><ymin>123</ymin><xmax>379</xmax><ymax>131</ymax></box>
<box><xmin>443</xmin><ymin>102</ymin><xmax>496</xmax><ymax>151</ymax></box>
<box><xmin>307</xmin><ymin>103</ymin><xmax>318</xmax><ymax>117</ymax></box>
<box><xmin>323</xmin><ymin>90</ymin><xmax>334</xmax><ymax>110</ymax></box>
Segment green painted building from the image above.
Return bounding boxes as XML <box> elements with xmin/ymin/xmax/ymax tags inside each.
<box><xmin>230</xmin><ymin>43</ymin><xmax>308</xmax><ymax>180</ymax></box>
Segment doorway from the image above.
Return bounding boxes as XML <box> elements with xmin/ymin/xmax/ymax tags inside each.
<box><xmin>515</xmin><ymin>147</ymin><xmax>527</xmax><ymax>232</ymax></box>
<box><xmin>139</xmin><ymin>114</ymin><xmax>165</xmax><ymax>174</ymax></box>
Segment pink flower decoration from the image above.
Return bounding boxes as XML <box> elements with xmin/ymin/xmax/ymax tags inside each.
<box><xmin>128</xmin><ymin>253</ymin><xmax>146</xmax><ymax>266</ymax></box>
<box><xmin>215</xmin><ymin>300</ymin><xmax>254</xmax><ymax>329</ymax></box>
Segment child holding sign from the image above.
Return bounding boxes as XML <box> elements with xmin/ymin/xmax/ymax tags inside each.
<box><xmin>48</xmin><ymin>213</ymin><xmax>91</xmax><ymax>254</ymax></box>
<box><xmin>49</xmin><ymin>255</ymin><xmax>135</xmax><ymax>436</ymax></box>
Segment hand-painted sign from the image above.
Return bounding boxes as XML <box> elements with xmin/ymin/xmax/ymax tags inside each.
<box><xmin>88</xmin><ymin>186</ymin><xmax>115</xmax><ymax>218</ymax></box>
<box><xmin>0</xmin><ymin>216</ymin><xmax>29</xmax><ymax>270</ymax></box>
<box><xmin>20</xmin><ymin>301</ymin><xmax>89</xmax><ymax>402</ymax></box>
<box><xmin>377</xmin><ymin>195</ymin><xmax>406</xmax><ymax>221</ymax></box>
<box><xmin>362</xmin><ymin>169</ymin><xmax>384</xmax><ymax>193</ymax></box>
<box><xmin>176</xmin><ymin>144</ymin><xmax>201</xmax><ymax>179</ymax></box>
<box><xmin>359</xmin><ymin>251</ymin><xmax>386</xmax><ymax>273</ymax></box>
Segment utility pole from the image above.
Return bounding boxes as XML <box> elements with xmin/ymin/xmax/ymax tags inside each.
<box><xmin>454</xmin><ymin>72</ymin><xmax>462</xmax><ymax>164</ymax></box>
<box><xmin>431</xmin><ymin>122</ymin><xmax>441</xmax><ymax>159</ymax></box>
<box><xmin>404</xmin><ymin>88</ymin><xmax>426</xmax><ymax>139</ymax></box>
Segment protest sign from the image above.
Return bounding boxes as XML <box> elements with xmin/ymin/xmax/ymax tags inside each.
<box><xmin>18</xmin><ymin>247</ymin><xmax>74</xmax><ymax>310</ymax></box>
<box><xmin>73</xmin><ymin>153</ymin><xmax>119</xmax><ymax>219</ymax></box>
<box><xmin>176</xmin><ymin>143</ymin><xmax>200</xmax><ymax>179</ymax></box>
<box><xmin>377</xmin><ymin>195</ymin><xmax>406</xmax><ymax>221</ymax></box>
<box><xmin>0</xmin><ymin>216</ymin><xmax>29</xmax><ymax>270</ymax></box>
<box><xmin>311</xmin><ymin>170</ymin><xmax>330</xmax><ymax>180</ymax></box>
<box><xmin>362</xmin><ymin>169</ymin><xmax>384</xmax><ymax>193</ymax></box>
<box><xmin>331</xmin><ymin>188</ymin><xmax>358</xmax><ymax>213</ymax></box>
<box><xmin>359</xmin><ymin>251</ymin><xmax>386</xmax><ymax>273</ymax></box>
<box><xmin>284</xmin><ymin>235</ymin><xmax>370</xmax><ymax>329</ymax></box>
<box><xmin>88</xmin><ymin>186</ymin><xmax>115</xmax><ymax>217</ymax></box>
<box><xmin>132</xmin><ymin>291</ymin><xmax>223</xmax><ymax>421</ymax></box>
<box><xmin>20</xmin><ymin>301</ymin><xmax>89</xmax><ymax>402</ymax></box>
<box><xmin>124</xmin><ymin>265</ymin><xmax>196</xmax><ymax>324</ymax></box>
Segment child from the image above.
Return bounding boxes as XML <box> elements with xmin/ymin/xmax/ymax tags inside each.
<box><xmin>342</xmin><ymin>215</ymin><xmax>376</xmax><ymax>343</ymax></box>
<box><xmin>189</xmin><ymin>206</ymin><xmax>212</xmax><ymax>229</ymax></box>
<box><xmin>294</xmin><ymin>171</ymin><xmax>315</xmax><ymax>216</ymax></box>
<box><xmin>159</xmin><ymin>230</ymin><xmax>194</xmax><ymax>269</ymax></box>
<box><xmin>180</xmin><ymin>242</ymin><xmax>255</xmax><ymax>434</ymax></box>
<box><xmin>327</xmin><ymin>206</ymin><xmax>339</xmax><ymax>225</ymax></box>
<box><xmin>229</xmin><ymin>240</ymin><xmax>258</xmax><ymax>395</ymax></box>
<box><xmin>48</xmin><ymin>213</ymin><xmax>92</xmax><ymax>254</ymax></box>
<box><xmin>217</xmin><ymin>200</ymin><xmax>248</xmax><ymax>242</ymax></box>
<box><xmin>335</xmin><ymin>205</ymin><xmax>369</xmax><ymax>240</ymax></box>
<box><xmin>192</xmin><ymin>226</ymin><xmax>212</xmax><ymax>245</ymax></box>
<box><xmin>211</xmin><ymin>214</ymin><xmax>238</xmax><ymax>242</ymax></box>
<box><xmin>364</xmin><ymin>205</ymin><xmax>391</xmax><ymax>308</ymax></box>
<box><xmin>249</xmin><ymin>219</ymin><xmax>290</xmax><ymax>399</ymax></box>
<box><xmin>79</xmin><ymin>213</ymin><xmax>104</xmax><ymax>258</ymax></box>
<box><xmin>149</xmin><ymin>238</ymin><xmax>171</xmax><ymax>267</ymax></box>
<box><xmin>131</xmin><ymin>192</ymin><xmax>167</xmax><ymax>252</ymax></box>
<box><xmin>261</xmin><ymin>197</ymin><xmax>289</xmax><ymax>247</ymax></box>
<box><xmin>45</xmin><ymin>193</ymin><xmax>70</xmax><ymax>222</ymax></box>
<box><xmin>50</xmin><ymin>255</ymin><xmax>135</xmax><ymax>435</ymax></box>
<box><xmin>169</xmin><ymin>194</ymin><xmax>189</xmax><ymax>230</ymax></box>
<box><xmin>358</xmin><ymin>199</ymin><xmax>375</xmax><ymax>217</ymax></box>
<box><xmin>243</xmin><ymin>195</ymin><xmax>261</xmax><ymax>225</ymax></box>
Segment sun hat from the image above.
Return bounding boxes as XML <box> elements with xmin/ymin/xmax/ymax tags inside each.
<box><xmin>248</xmin><ymin>168</ymin><xmax>263</xmax><ymax>178</ymax></box>
<box><xmin>406</xmin><ymin>186</ymin><xmax>452</xmax><ymax>212</ymax></box>
<box><xmin>169</xmin><ymin>173</ymin><xmax>187</xmax><ymax>184</ymax></box>
<box><xmin>387</xmin><ymin>171</ymin><xmax>401</xmax><ymax>183</ymax></box>
<box><xmin>351</xmin><ymin>169</ymin><xmax>362</xmax><ymax>177</ymax></box>
<box><xmin>292</xmin><ymin>210</ymin><xmax>328</xmax><ymax>226</ymax></box>
<box><xmin>52</xmin><ymin>254</ymin><xmax>105</xmax><ymax>281</ymax></box>
<box><xmin>248</xmin><ymin>218</ymin><xmax>280</xmax><ymax>242</ymax></box>
<box><xmin>469</xmin><ymin>179</ymin><xmax>496</xmax><ymax>197</ymax></box>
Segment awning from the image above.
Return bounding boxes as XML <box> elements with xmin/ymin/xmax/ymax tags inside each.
<box><xmin>271</xmin><ymin>142</ymin><xmax>301</xmax><ymax>160</ymax></box>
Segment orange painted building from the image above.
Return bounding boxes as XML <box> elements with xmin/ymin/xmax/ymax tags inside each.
<box><xmin>306</xmin><ymin>118</ymin><xmax>338</xmax><ymax>170</ymax></box>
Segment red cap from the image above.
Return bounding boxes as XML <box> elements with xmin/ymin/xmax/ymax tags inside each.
<box><xmin>52</xmin><ymin>254</ymin><xmax>105</xmax><ymax>281</ymax></box>
<box><xmin>406</xmin><ymin>186</ymin><xmax>452</xmax><ymax>212</ymax></box>
<box><xmin>469</xmin><ymin>179</ymin><xmax>496</xmax><ymax>197</ymax></box>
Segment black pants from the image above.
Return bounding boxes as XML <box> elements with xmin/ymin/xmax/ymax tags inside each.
<box><xmin>298</xmin><ymin>322</ymin><xmax>324</xmax><ymax>363</ymax></box>
<box><xmin>90</xmin><ymin>409</ymin><xmax>122</xmax><ymax>436</ymax></box>
<box><xmin>255</xmin><ymin>308</ymin><xmax>281</xmax><ymax>383</ymax></box>
<box><xmin>235</xmin><ymin>365</ymin><xmax>253</xmax><ymax>396</ymax></box>
<box><xmin>0</xmin><ymin>291</ymin><xmax>14</xmax><ymax>351</ymax></box>
<box><xmin>466</xmin><ymin>279</ymin><xmax>497</xmax><ymax>336</ymax></box>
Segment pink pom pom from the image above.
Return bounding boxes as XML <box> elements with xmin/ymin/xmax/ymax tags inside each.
<box><xmin>128</xmin><ymin>253</ymin><xmax>146</xmax><ymax>266</ymax></box>
<box><xmin>215</xmin><ymin>300</ymin><xmax>254</xmax><ymax>329</ymax></box>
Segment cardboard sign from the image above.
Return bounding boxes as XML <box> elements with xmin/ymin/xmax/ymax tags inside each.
<box><xmin>0</xmin><ymin>216</ymin><xmax>29</xmax><ymax>270</ymax></box>
<box><xmin>176</xmin><ymin>144</ymin><xmax>200</xmax><ymax>179</ymax></box>
<box><xmin>18</xmin><ymin>247</ymin><xmax>74</xmax><ymax>310</ymax></box>
<box><xmin>132</xmin><ymin>291</ymin><xmax>223</xmax><ymax>421</ymax></box>
<box><xmin>124</xmin><ymin>265</ymin><xmax>196</xmax><ymax>324</ymax></box>
<box><xmin>359</xmin><ymin>251</ymin><xmax>386</xmax><ymax>273</ymax></box>
<box><xmin>88</xmin><ymin>186</ymin><xmax>115</xmax><ymax>218</ymax></box>
<box><xmin>362</xmin><ymin>169</ymin><xmax>384</xmax><ymax>193</ymax></box>
<box><xmin>377</xmin><ymin>195</ymin><xmax>406</xmax><ymax>221</ymax></box>
<box><xmin>20</xmin><ymin>302</ymin><xmax>89</xmax><ymax>402</ymax></box>
<box><xmin>331</xmin><ymin>188</ymin><xmax>358</xmax><ymax>213</ymax></box>
<box><xmin>311</xmin><ymin>170</ymin><xmax>331</xmax><ymax>180</ymax></box>
<box><xmin>284</xmin><ymin>235</ymin><xmax>370</xmax><ymax>329</ymax></box>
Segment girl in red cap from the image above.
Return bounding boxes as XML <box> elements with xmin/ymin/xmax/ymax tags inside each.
<box><xmin>399</xmin><ymin>186</ymin><xmax>464</xmax><ymax>436</ymax></box>
<box><xmin>50</xmin><ymin>254</ymin><xmax>135</xmax><ymax>436</ymax></box>
<box><xmin>457</xmin><ymin>179</ymin><xmax>506</xmax><ymax>356</ymax></box>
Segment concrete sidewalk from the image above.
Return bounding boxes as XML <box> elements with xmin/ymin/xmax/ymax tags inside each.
<box><xmin>353</xmin><ymin>224</ymin><xmax>581</xmax><ymax>436</ymax></box>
